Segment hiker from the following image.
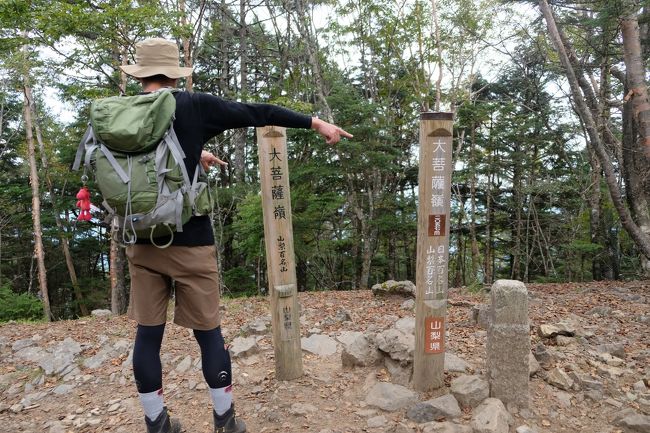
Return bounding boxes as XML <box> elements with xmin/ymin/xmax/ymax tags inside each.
<box><xmin>117</xmin><ymin>38</ymin><xmax>352</xmax><ymax>433</ymax></box>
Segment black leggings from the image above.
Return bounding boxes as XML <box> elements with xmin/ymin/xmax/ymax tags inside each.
<box><xmin>133</xmin><ymin>324</ymin><xmax>232</xmax><ymax>393</ymax></box>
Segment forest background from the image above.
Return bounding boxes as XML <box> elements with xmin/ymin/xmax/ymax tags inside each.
<box><xmin>0</xmin><ymin>0</ymin><xmax>649</xmax><ymax>321</ymax></box>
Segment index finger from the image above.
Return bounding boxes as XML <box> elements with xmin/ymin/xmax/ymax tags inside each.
<box><xmin>339</xmin><ymin>128</ymin><xmax>354</xmax><ymax>139</ymax></box>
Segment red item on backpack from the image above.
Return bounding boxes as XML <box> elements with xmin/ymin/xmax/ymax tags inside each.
<box><xmin>75</xmin><ymin>186</ymin><xmax>92</xmax><ymax>221</ymax></box>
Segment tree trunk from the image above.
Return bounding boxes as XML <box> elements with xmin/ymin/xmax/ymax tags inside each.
<box><xmin>510</xmin><ymin>144</ymin><xmax>523</xmax><ymax>281</ymax></box>
<box><xmin>180</xmin><ymin>0</ymin><xmax>193</xmax><ymax>91</ymax></box>
<box><xmin>387</xmin><ymin>234</ymin><xmax>396</xmax><ymax>280</ymax></box>
<box><xmin>232</xmin><ymin>0</ymin><xmax>248</xmax><ymax>183</ymax></box>
<box><xmin>110</xmin><ymin>232</ymin><xmax>128</xmax><ymax>315</ymax></box>
<box><xmin>586</xmin><ymin>143</ymin><xmax>605</xmax><ymax>279</ymax></box>
<box><xmin>621</xmin><ymin>12</ymin><xmax>650</xmax><ymax>275</ymax></box>
<box><xmin>484</xmin><ymin>144</ymin><xmax>494</xmax><ymax>283</ymax></box>
<box><xmin>539</xmin><ymin>0</ymin><xmax>650</xmax><ymax>260</ymax></box>
<box><xmin>31</xmin><ymin>100</ymin><xmax>89</xmax><ymax>316</ymax></box>
<box><xmin>106</xmin><ymin>42</ymin><xmax>130</xmax><ymax>314</ymax></box>
<box><xmin>22</xmin><ymin>60</ymin><xmax>51</xmax><ymax>321</ymax></box>
<box><xmin>294</xmin><ymin>0</ymin><xmax>333</xmax><ymax>122</ymax></box>
<box><xmin>468</xmin><ymin>125</ymin><xmax>480</xmax><ymax>282</ymax></box>
<box><xmin>359</xmin><ymin>225</ymin><xmax>378</xmax><ymax>289</ymax></box>
<box><xmin>621</xmin><ymin>13</ymin><xmax>650</xmax><ymax>159</ymax></box>
<box><xmin>454</xmin><ymin>205</ymin><xmax>464</xmax><ymax>287</ymax></box>
<box><xmin>430</xmin><ymin>0</ymin><xmax>443</xmax><ymax>111</ymax></box>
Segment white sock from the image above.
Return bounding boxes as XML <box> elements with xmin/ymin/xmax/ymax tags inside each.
<box><xmin>209</xmin><ymin>384</ymin><xmax>233</xmax><ymax>416</ymax></box>
<box><xmin>139</xmin><ymin>389</ymin><xmax>164</xmax><ymax>421</ymax></box>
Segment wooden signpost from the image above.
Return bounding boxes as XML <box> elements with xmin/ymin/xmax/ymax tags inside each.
<box><xmin>413</xmin><ymin>112</ymin><xmax>454</xmax><ymax>391</ymax></box>
<box><xmin>257</xmin><ymin>125</ymin><xmax>304</xmax><ymax>381</ymax></box>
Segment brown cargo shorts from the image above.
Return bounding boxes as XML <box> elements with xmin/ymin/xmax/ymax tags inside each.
<box><xmin>126</xmin><ymin>244</ymin><xmax>220</xmax><ymax>330</ymax></box>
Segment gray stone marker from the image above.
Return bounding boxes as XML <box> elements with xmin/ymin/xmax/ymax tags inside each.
<box><xmin>486</xmin><ymin>279</ymin><xmax>530</xmax><ymax>408</ymax></box>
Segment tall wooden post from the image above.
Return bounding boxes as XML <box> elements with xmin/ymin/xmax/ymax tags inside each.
<box><xmin>413</xmin><ymin>112</ymin><xmax>454</xmax><ymax>391</ymax></box>
<box><xmin>258</xmin><ymin>126</ymin><xmax>304</xmax><ymax>380</ymax></box>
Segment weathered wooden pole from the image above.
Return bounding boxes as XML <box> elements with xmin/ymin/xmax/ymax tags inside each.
<box><xmin>257</xmin><ymin>126</ymin><xmax>304</xmax><ymax>380</ymax></box>
<box><xmin>413</xmin><ymin>112</ymin><xmax>454</xmax><ymax>391</ymax></box>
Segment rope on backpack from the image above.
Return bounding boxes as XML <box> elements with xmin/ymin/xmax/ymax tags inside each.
<box><xmin>122</xmin><ymin>156</ymin><xmax>137</xmax><ymax>245</ymax></box>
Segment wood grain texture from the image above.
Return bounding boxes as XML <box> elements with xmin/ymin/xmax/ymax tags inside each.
<box><xmin>257</xmin><ymin>126</ymin><xmax>303</xmax><ymax>380</ymax></box>
<box><xmin>413</xmin><ymin>113</ymin><xmax>453</xmax><ymax>391</ymax></box>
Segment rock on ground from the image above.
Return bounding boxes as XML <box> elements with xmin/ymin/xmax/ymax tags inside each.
<box><xmin>614</xmin><ymin>409</ymin><xmax>650</xmax><ymax>433</ymax></box>
<box><xmin>229</xmin><ymin>337</ymin><xmax>259</xmax><ymax>358</ymax></box>
<box><xmin>301</xmin><ymin>334</ymin><xmax>337</xmax><ymax>356</ymax></box>
<box><xmin>545</xmin><ymin>367</ymin><xmax>574</xmax><ymax>391</ymax></box>
<box><xmin>445</xmin><ymin>352</ymin><xmax>472</xmax><ymax>373</ymax></box>
<box><xmin>470</xmin><ymin>398</ymin><xmax>513</xmax><ymax>433</ymax></box>
<box><xmin>406</xmin><ymin>394</ymin><xmax>461</xmax><ymax>423</ymax></box>
<box><xmin>371</xmin><ymin>280</ymin><xmax>416</xmax><ymax>298</ymax></box>
<box><xmin>340</xmin><ymin>332</ymin><xmax>382</xmax><ymax>367</ymax></box>
<box><xmin>365</xmin><ymin>382</ymin><xmax>418</xmax><ymax>412</ymax></box>
<box><xmin>421</xmin><ymin>421</ymin><xmax>472</xmax><ymax>433</ymax></box>
<box><xmin>375</xmin><ymin>328</ymin><xmax>414</xmax><ymax>364</ymax></box>
<box><xmin>450</xmin><ymin>375</ymin><xmax>489</xmax><ymax>409</ymax></box>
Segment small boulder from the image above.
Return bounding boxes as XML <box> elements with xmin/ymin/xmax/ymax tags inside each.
<box><xmin>301</xmin><ymin>334</ymin><xmax>337</xmax><ymax>357</ymax></box>
<box><xmin>240</xmin><ymin>318</ymin><xmax>269</xmax><ymax>336</ymax></box>
<box><xmin>91</xmin><ymin>309</ymin><xmax>112</xmax><ymax>317</ymax></box>
<box><xmin>422</xmin><ymin>421</ymin><xmax>472</xmax><ymax>433</ymax></box>
<box><xmin>538</xmin><ymin>322</ymin><xmax>576</xmax><ymax>338</ymax></box>
<box><xmin>555</xmin><ymin>336</ymin><xmax>575</xmax><ymax>346</ymax></box>
<box><xmin>595</xmin><ymin>343</ymin><xmax>626</xmax><ymax>359</ymax></box>
<box><xmin>515</xmin><ymin>426</ymin><xmax>537</xmax><ymax>433</ymax></box>
<box><xmin>613</xmin><ymin>408</ymin><xmax>650</xmax><ymax>433</ymax></box>
<box><xmin>532</xmin><ymin>343</ymin><xmax>553</xmax><ymax>369</ymax></box>
<box><xmin>175</xmin><ymin>355</ymin><xmax>192</xmax><ymax>373</ymax></box>
<box><xmin>529</xmin><ymin>353</ymin><xmax>540</xmax><ymax>377</ymax></box>
<box><xmin>12</xmin><ymin>338</ymin><xmax>36</xmax><ymax>352</ymax></box>
<box><xmin>545</xmin><ymin>367</ymin><xmax>573</xmax><ymax>391</ymax></box>
<box><xmin>470</xmin><ymin>398</ymin><xmax>513</xmax><ymax>433</ymax></box>
<box><xmin>341</xmin><ymin>333</ymin><xmax>382</xmax><ymax>367</ymax></box>
<box><xmin>445</xmin><ymin>352</ymin><xmax>472</xmax><ymax>373</ymax></box>
<box><xmin>407</xmin><ymin>394</ymin><xmax>462</xmax><ymax>423</ymax></box>
<box><xmin>375</xmin><ymin>328</ymin><xmax>414</xmax><ymax>364</ymax></box>
<box><xmin>401</xmin><ymin>299</ymin><xmax>416</xmax><ymax>310</ymax></box>
<box><xmin>371</xmin><ymin>280</ymin><xmax>416</xmax><ymax>298</ymax></box>
<box><xmin>365</xmin><ymin>382</ymin><xmax>418</xmax><ymax>412</ymax></box>
<box><xmin>471</xmin><ymin>304</ymin><xmax>490</xmax><ymax>329</ymax></box>
<box><xmin>395</xmin><ymin>317</ymin><xmax>415</xmax><ymax>335</ymax></box>
<box><xmin>289</xmin><ymin>403</ymin><xmax>317</xmax><ymax>416</ymax></box>
<box><xmin>450</xmin><ymin>375</ymin><xmax>489</xmax><ymax>409</ymax></box>
<box><xmin>384</xmin><ymin>358</ymin><xmax>412</xmax><ymax>386</ymax></box>
<box><xmin>229</xmin><ymin>337</ymin><xmax>259</xmax><ymax>358</ymax></box>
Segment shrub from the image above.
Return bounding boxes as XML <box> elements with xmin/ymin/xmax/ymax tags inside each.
<box><xmin>222</xmin><ymin>266</ymin><xmax>257</xmax><ymax>297</ymax></box>
<box><xmin>0</xmin><ymin>285</ymin><xmax>43</xmax><ymax>322</ymax></box>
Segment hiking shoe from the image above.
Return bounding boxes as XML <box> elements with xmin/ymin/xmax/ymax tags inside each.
<box><xmin>213</xmin><ymin>404</ymin><xmax>246</xmax><ymax>433</ymax></box>
<box><xmin>145</xmin><ymin>407</ymin><xmax>182</xmax><ymax>433</ymax></box>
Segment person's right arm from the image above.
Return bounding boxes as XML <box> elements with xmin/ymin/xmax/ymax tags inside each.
<box><xmin>310</xmin><ymin>117</ymin><xmax>353</xmax><ymax>144</ymax></box>
<box><xmin>198</xmin><ymin>93</ymin><xmax>352</xmax><ymax>145</ymax></box>
<box><xmin>199</xmin><ymin>93</ymin><xmax>311</xmax><ymax>136</ymax></box>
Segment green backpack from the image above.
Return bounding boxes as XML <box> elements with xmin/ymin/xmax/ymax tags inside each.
<box><xmin>73</xmin><ymin>89</ymin><xmax>213</xmax><ymax>248</ymax></box>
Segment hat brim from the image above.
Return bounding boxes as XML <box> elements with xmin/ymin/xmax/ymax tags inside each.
<box><xmin>120</xmin><ymin>64</ymin><xmax>194</xmax><ymax>79</ymax></box>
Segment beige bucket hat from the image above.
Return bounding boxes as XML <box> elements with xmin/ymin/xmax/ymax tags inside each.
<box><xmin>120</xmin><ymin>38</ymin><xmax>193</xmax><ymax>79</ymax></box>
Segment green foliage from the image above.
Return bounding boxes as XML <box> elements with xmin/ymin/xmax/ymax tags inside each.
<box><xmin>0</xmin><ymin>285</ymin><xmax>44</xmax><ymax>322</ymax></box>
<box><xmin>0</xmin><ymin>0</ymin><xmax>646</xmax><ymax>324</ymax></box>
<box><xmin>223</xmin><ymin>267</ymin><xmax>257</xmax><ymax>294</ymax></box>
<box><xmin>230</xmin><ymin>191</ymin><xmax>265</xmax><ymax>262</ymax></box>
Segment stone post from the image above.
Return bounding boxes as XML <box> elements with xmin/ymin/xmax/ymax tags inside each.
<box><xmin>486</xmin><ymin>279</ymin><xmax>530</xmax><ymax>408</ymax></box>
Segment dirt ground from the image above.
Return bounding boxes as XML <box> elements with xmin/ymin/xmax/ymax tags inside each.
<box><xmin>0</xmin><ymin>280</ymin><xmax>648</xmax><ymax>433</ymax></box>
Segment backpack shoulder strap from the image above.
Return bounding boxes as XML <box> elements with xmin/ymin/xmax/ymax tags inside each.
<box><xmin>72</xmin><ymin>123</ymin><xmax>94</xmax><ymax>171</ymax></box>
<box><xmin>160</xmin><ymin>125</ymin><xmax>191</xmax><ymax>188</ymax></box>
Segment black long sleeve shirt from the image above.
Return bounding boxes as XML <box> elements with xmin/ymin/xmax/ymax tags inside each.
<box><xmin>137</xmin><ymin>90</ymin><xmax>312</xmax><ymax>246</ymax></box>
